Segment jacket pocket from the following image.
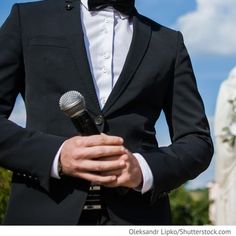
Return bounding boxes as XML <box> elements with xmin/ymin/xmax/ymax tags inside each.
<box><xmin>29</xmin><ymin>35</ymin><xmax>68</xmax><ymax>48</ymax></box>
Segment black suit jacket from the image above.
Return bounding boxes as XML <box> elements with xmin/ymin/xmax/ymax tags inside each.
<box><xmin>0</xmin><ymin>0</ymin><xmax>213</xmax><ymax>225</ymax></box>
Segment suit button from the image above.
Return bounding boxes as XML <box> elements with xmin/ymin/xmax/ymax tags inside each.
<box><xmin>94</xmin><ymin>115</ymin><xmax>104</xmax><ymax>126</ymax></box>
<box><xmin>65</xmin><ymin>3</ymin><xmax>73</xmax><ymax>10</ymax></box>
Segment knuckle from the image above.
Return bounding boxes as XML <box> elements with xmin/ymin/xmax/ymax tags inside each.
<box><xmin>122</xmin><ymin>154</ymin><xmax>129</xmax><ymax>161</ymax></box>
<box><xmin>70</xmin><ymin>150</ymin><xmax>80</xmax><ymax>161</ymax></box>
<box><xmin>76</xmin><ymin>149</ymin><xmax>86</xmax><ymax>159</ymax></box>
<box><xmin>70</xmin><ymin>149</ymin><xmax>77</xmax><ymax>158</ymax></box>
<box><xmin>95</xmin><ymin>163</ymin><xmax>103</xmax><ymax>172</ymax></box>
<box><xmin>75</xmin><ymin>137</ymin><xmax>84</xmax><ymax>147</ymax></box>
<box><xmin>75</xmin><ymin>161</ymin><xmax>84</xmax><ymax>171</ymax></box>
<box><xmin>98</xmin><ymin>146</ymin><xmax>106</xmax><ymax>155</ymax></box>
<box><xmin>92</xmin><ymin>176</ymin><xmax>100</xmax><ymax>183</ymax></box>
<box><xmin>100</xmin><ymin>135</ymin><xmax>106</xmax><ymax>144</ymax></box>
<box><xmin>114</xmin><ymin>136</ymin><xmax>123</xmax><ymax>144</ymax></box>
<box><xmin>120</xmin><ymin>146</ymin><xmax>126</xmax><ymax>153</ymax></box>
<box><xmin>71</xmin><ymin>160</ymin><xmax>79</xmax><ymax>171</ymax></box>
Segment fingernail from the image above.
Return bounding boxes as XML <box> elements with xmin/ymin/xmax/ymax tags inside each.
<box><xmin>111</xmin><ymin>176</ymin><xmax>116</xmax><ymax>181</ymax></box>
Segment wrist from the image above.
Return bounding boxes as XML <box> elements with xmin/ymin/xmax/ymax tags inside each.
<box><xmin>58</xmin><ymin>156</ymin><xmax>64</xmax><ymax>177</ymax></box>
<box><xmin>134</xmin><ymin>178</ymin><xmax>143</xmax><ymax>191</ymax></box>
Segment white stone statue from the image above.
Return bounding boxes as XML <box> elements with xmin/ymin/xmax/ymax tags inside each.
<box><xmin>215</xmin><ymin>66</ymin><xmax>236</xmax><ymax>225</ymax></box>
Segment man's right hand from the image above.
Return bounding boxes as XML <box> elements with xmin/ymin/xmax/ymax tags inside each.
<box><xmin>59</xmin><ymin>133</ymin><xmax>127</xmax><ymax>184</ymax></box>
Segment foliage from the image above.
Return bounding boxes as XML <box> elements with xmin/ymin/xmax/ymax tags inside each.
<box><xmin>170</xmin><ymin>186</ymin><xmax>210</xmax><ymax>225</ymax></box>
<box><xmin>0</xmin><ymin>167</ymin><xmax>11</xmax><ymax>224</ymax></box>
<box><xmin>222</xmin><ymin>98</ymin><xmax>236</xmax><ymax>147</ymax></box>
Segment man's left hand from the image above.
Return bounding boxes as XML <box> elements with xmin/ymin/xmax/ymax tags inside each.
<box><xmin>98</xmin><ymin>149</ymin><xmax>143</xmax><ymax>189</ymax></box>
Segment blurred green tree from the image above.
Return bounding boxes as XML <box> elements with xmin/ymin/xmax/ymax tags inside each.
<box><xmin>170</xmin><ymin>186</ymin><xmax>210</xmax><ymax>225</ymax></box>
<box><xmin>0</xmin><ymin>167</ymin><xmax>11</xmax><ymax>224</ymax></box>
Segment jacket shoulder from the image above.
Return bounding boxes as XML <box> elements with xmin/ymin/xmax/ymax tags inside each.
<box><xmin>17</xmin><ymin>0</ymin><xmax>57</xmax><ymax>7</ymax></box>
<box><xmin>136</xmin><ymin>13</ymin><xmax>179</xmax><ymax>37</ymax></box>
<box><xmin>16</xmin><ymin>0</ymin><xmax>61</xmax><ymax>11</ymax></box>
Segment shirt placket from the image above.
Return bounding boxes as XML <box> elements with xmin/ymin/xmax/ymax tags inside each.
<box><xmin>98</xmin><ymin>11</ymin><xmax>115</xmax><ymax>108</ymax></box>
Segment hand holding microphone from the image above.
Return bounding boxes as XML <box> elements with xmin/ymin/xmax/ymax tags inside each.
<box><xmin>58</xmin><ymin>91</ymin><xmax>142</xmax><ymax>188</ymax></box>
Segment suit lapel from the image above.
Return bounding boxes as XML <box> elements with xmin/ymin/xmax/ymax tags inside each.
<box><xmin>61</xmin><ymin>0</ymin><xmax>101</xmax><ymax>116</ymax></box>
<box><xmin>60</xmin><ymin>1</ymin><xmax>151</xmax><ymax>116</ymax></box>
<box><xmin>102</xmin><ymin>14</ymin><xmax>152</xmax><ymax>115</ymax></box>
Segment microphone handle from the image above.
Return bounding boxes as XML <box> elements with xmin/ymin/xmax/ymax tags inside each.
<box><xmin>71</xmin><ymin>111</ymin><xmax>100</xmax><ymax>136</ymax></box>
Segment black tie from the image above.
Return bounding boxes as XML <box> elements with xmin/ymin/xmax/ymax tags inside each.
<box><xmin>87</xmin><ymin>0</ymin><xmax>136</xmax><ymax>16</ymax></box>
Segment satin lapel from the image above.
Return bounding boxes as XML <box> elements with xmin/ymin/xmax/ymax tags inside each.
<box><xmin>102</xmin><ymin>14</ymin><xmax>152</xmax><ymax>116</ymax></box>
<box><xmin>60</xmin><ymin>0</ymin><xmax>101</xmax><ymax>115</ymax></box>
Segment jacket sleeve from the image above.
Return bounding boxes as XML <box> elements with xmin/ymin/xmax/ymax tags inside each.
<box><xmin>140</xmin><ymin>32</ymin><xmax>213</xmax><ymax>201</ymax></box>
<box><xmin>0</xmin><ymin>4</ymin><xmax>66</xmax><ymax>192</ymax></box>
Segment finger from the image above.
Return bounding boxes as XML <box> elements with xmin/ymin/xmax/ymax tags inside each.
<box><xmin>75</xmin><ymin>159</ymin><xmax>126</xmax><ymax>172</ymax></box>
<box><xmin>98</xmin><ymin>156</ymin><xmax>120</xmax><ymax>161</ymax></box>
<box><xmin>100</xmin><ymin>169</ymin><xmax>123</xmax><ymax>176</ymax></box>
<box><xmin>75</xmin><ymin>171</ymin><xmax>117</xmax><ymax>184</ymax></box>
<box><xmin>76</xmin><ymin>146</ymin><xmax>126</xmax><ymax>159</ymax></box>
<box><xmin>75</xmin><ymin>134</ymin><xmax>124</xmax><ymax>147</ymax></box>
<box><xmin>101</xmin><ymin>171</ymin><xmax>127</xmax><ymax>188</ymax></box>
<box><xmin>99</xmin><ymin>154</ymin><xmax>128</xmax><ymax>161</ymax></box>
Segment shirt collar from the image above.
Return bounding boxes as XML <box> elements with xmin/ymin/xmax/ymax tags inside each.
<box><xmin>80</xmin><ymin>0</ymin><xmax>130</xmax><ymax>20</ymax></box>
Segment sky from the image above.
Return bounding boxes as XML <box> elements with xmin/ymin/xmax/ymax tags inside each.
<box><xmin>1</xmin><ymin>0</ymin><xmax>236</xmax><ymax>189</ymax></box>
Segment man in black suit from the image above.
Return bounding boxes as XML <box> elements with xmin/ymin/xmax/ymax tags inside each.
<box><xmin>0</xmin><ymin>0</ymin><xmax>213</xmax><ymax>225</ymax></box>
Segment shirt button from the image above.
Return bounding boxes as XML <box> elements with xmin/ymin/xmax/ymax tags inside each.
<box><xmin>104</xmin><ymin>54</ymin><xmax>109</xmax><ymax>59</ymax></box>
<box><xmin>104</xmin><ymin>18</ymin><xmax>109</xmax><ymax>23</ymax></box>
<box><xmin>94</xmin><ymin>115</ymin><xmax>104</xmax><ymax>126</ymax></box>
<box><xmin>101</xmin><ymin>97</ymin><xmax>106</xmax><ymax>105</ymax></box>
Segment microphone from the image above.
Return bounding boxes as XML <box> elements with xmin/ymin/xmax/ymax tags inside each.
<box><xmin>59</xmin><ymin>91</ymin><xmax>100</xmax><ymax>136</ymax></box>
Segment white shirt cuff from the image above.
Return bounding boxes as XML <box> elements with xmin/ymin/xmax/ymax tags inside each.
<box><xmin>133</xmin><ymin>153</ymin><xmax>154</xmax><ymax>194</ymax></box>
<box><xmin>50</xmin><ymin>142</ymin><xmax>65</xmax><ymax>179</ymax></box>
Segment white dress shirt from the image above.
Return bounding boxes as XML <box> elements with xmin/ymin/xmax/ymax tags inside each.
<box><xmin>80</xmin><ymin>0</ymin><xmax>133</xmax><ymax>108</ymax></box>
<box><xmin>51</xmin><ymin>0</ymin><xmax>153</xmax><ymax>194</ymax></box>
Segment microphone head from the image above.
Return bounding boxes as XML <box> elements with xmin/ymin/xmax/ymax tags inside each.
<box><xmin>59</xmin><ymin>91</ymin><xmax>86</xmax><ymax>118</ymax></box>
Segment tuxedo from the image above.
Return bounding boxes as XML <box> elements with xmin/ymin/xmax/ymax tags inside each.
<box><xmin>0</xmin><ymin>0</ymin><xmax>213</xmax><ymax>225</ymax></box>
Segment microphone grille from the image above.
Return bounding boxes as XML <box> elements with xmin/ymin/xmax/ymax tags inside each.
<box><xmin>59</xmin><ymin>90</ymin><xmax>85</xmax><ymax>118</ymax></box>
